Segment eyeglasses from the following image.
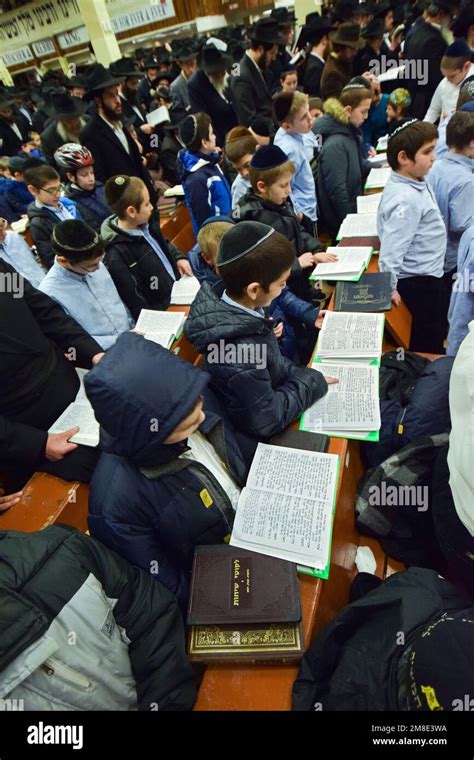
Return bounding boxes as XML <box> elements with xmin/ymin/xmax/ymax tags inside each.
<box><xmin>39</xmin><ymin>184</ymin><xmax>63</xmax><ymax>196</ymax></box>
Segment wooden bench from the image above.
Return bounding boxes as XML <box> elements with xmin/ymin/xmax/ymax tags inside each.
<box><xmin>172</xmin><ymin>222</ymin><xmax>196</xmax><ymax>256</ymax></box>
<box><xmin>159</xmin><ymin>203</ymin><xmax>191</xmax><ymax>240</ymax></box>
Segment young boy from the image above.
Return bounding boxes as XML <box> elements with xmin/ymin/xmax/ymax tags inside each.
<box><xmin>425</xmin><ymin>40</ymin><xmax>474</xmax><ymax>126</ymax></box>
<box><xmin>5</xmin><ymin>156</ymin><xmax>35</xmax><ymax>216</ymax></box>
<box><xmin>235</xmin><ymin>144</ymin><xmax>335</xmax><ymax>303</ymax></box>
<box><xmin>386</xmin><ymin>88</ymin><xmax>412</xmax><ymax>134</ymax></box>
<box><xmin>447</xmin><ymin>224</ymin><xmax>474</xmax><ymax>357</ymax></box>
<box><xmin>277</xmin><ymin>67</ymin><xmax>299</xmax><ymax>95</ymax></box>
<box><xmin>377</xmin><ymin>119</ymin><xmax>447</xmax><ymax>354</ymax></box>
<box><xmin>25</xmin><ymin>162</ymin><xmax>79</xmax><ymax>269</ymax></box>
<box><xmin>273</xmin><ymin>91</ymin><xmax>318</xmax><ymax>235</ymax></box>
<box><xmin>427</xmin><ymin>110</ymin><xmax>474</xmax><ymax>331</ymax></box>
<box><xmin>192</xmin><ymin>215</ymin><xmax>325</xmax><ymax>364</ymax></box>
<box><xmin>54</xmin><ymin>143</ymin><xmax>110</xmax><ymax>232</ymax></box>
<box><xmin>0</xmin><ymin>215</ymin><xmax>45</xmax><ymax>287</ymax></box>
<box><xmin>102</xmin><ymin>174</ymin><xmax>192</xmax><ymax>320</ymax></box>
<box><xmin>184</xmin><ymin>221</ymin><xmax>331</xmax><ymax>438</ymax></box>
<box><xmin>177</xmin><ymin>112</ymin><xmax>232</xmax><ymax>235</ymax></box>
<box><xmin>225</xmin><ymin>126</ymin><xmax>258</xmax><ymax>209</ymax></box>
<box><xmin>39</xmin><ymin>219</ymin><xmax>134</xmax><ymax>350</ymax></box>
<box><xmin>309</xmin><ymin>97</ymin><xmax>324</xmax><ymax>120</ymax></box>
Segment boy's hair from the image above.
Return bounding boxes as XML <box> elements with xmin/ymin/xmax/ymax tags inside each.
<box><xmin>387</xmin><ymin>120</ymin><xmax>438</xmax><ymax>170</ymax></box>
<box><xmin>446</xmin><ymin>110</ymin><xmax>474</xmax><ymax>150</ymax></box>
<box><xmin>273</xmin><ymin>90</ymin><xmax>308</xmax><ymax>125</ymax></box>
<box><xmin>280</xmin><ymin>68</ymin><xmax>297</xmax><ymax>81</ymax></box>
<box><xmin>456</xmin><ymin>81</ymin><xmax>474</xmax><ymax>110</ymax></box>
<box><xmin>225</xmin><ymin>126</ymin><xmax>257</xmax><ymax>164</ymax></box>
<box><xmin>339</xmin><ymin>85</ymin><xmax>372</xmax><ymax>108</ymax></box>
<box><xmin>309</xmin><ymin>97</ymin><xmax>324</xmax><ymax>112</ymax></box>
<box><xmin>197</xmin><ymin>221</ymin><xmax>234</xmax><ymax>256</ymax></box>
<box><xmin>104</xmin><ymin>175</ymin><xmax>146</xmax><ymax>218</ymax></box>
<box><xmin>0</xmin><ymin>156</ymin><xmax>10</xmax><ymax>173</ymax></box>
<box><xmin>217</xmin><ymin>230</ymin><xmax>295</xmax><ymax>298</ymax></box>
<box><xmin>23</xmin><ymin>163</ymin><xmax>59</xmax><ymax>189</ymax></box>
<box><xmin>248</xmin><ymin>159</ymin><xmax>295</xmax><ymax>192</ymax></box>
<box><xmin>441</xmin><ymin>54</ymin><xmax>470</xmax><ymax>72</ymax></box>
<box><xmin>185</xmin><ymin>113</ymin><xmax>212</xmax><ymax>154</ymax></box>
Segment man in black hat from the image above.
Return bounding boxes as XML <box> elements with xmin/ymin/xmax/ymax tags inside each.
<box><xmin>110</xmin><ymin>57</ymin><xmax>155</xmax><ymax>152</ymax></box>
<box><xmin>404</xmin><ymin>0</ymin><xmax>459</xmax><ymax>119</ymax></box>
<box><xmin>354</xmin><ymin>17</ymin><xmax>386</xmax><ymax>76</ymax></box>
<box><xmin>301</xmin><ymin>14</ymin><xmax>333</xmax><ymax>97</ymax></box>
<box><xmin>320</xmin><ymin>22</ymin><xmax>364</xmax><ymax>100</ymax></box>
<box><xmin>187</xmin><ymin>44</ymin><xmax>237</xmax><ymax>148</ymax></box>
<box><xmin>230</xmin><ymin>18</ymin><xmax>287</xmax><ymax>127</ymax></box>
<box><xmin>160</xmin><ymin>107</ymin><xmax>187</xmax><ymax>186</ymax></box>
<box><xmin>79</xmin><ymin>64</ymin><xmax>157</xmax><ymax>204</ymax></box>
<box><xmin>64</xmin><ymin>75</ymin><xmax>88</xmax><ymax>99</ymax></box>
<box><xmin>0</xmin><ymin>94</ymin><xmax>30</xmax><ymax>157</ymax></box>
<box><xmin>137</xmin><ymin>55</ymin><xmax>160</xmax><ymax>112</ymax></box>
<box><xmin>170</xmin><ymin>40</ymin><xmax>199</xmax><ymax>112</ymax></box>
<box><xmin>40</xmin><ymin>91</ymin><xmax>90</xmax><ymax>166</ymax></box>
<box><xmin>268</xmin><ymin>7</ymin><xmax>296</xmax><ymax>89</ymax></box>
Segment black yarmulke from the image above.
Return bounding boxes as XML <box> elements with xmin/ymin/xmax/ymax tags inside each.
<box><xmin>104</xmin><ymin>174</ymin><xmax>131</xmax><ymax>206</ymax></box>
<box><xmin>217</xmin><ymin>221</ymin><xmax>275</xmax><ymax>267</ymax></box>
<box><xmin>52</xmin><ymin>219</ymin><xmax>101</xmax><ymax>255</ymax></box>
<box><xmin>273</xmin><ymin>91</ymin><xmax>295</xmax><ymax>124</ymax></box>
<box><xmin>249</xmin><ymin>116</ymin><xmax>271</xmax><ymax>138</ymax></box>
<box><xmin>179</xmin><ymin>114</ymin><xmax>198</xmax><ymax>147</ymax></box>
<box><xmin>250</xmin><ymin>144</ymin><xmax>289</xmax><ymax>170</ymax></box>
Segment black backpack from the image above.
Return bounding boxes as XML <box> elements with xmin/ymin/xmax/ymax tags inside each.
<box><xmin>379</xmin><ymin>350</ymin><xmax>429</xmax><ymax>404</ymax></box>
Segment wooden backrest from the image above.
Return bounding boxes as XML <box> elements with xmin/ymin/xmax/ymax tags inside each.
<box><xmin>160</xmin><ymin>204</ymin><xmax>191</xmax><ymax>240</ymax></box>
<box><xmin>172</xmin><ymin>223</ymin><xmax>196</xmax><ymax>256</ymax></box>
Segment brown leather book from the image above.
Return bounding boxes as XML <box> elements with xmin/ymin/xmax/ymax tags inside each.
<box><xmin>188</xmin><ymin>620</ymin><xmax>304</xmax><ymax>663</ymax></box>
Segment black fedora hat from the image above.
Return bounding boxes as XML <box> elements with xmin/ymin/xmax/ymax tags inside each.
<box><xmin>249</xmin><ymin>18</ymin><xmax>287</xmax><ymax>46</ymax></box>
<box><xmin>64</xmin><ymin>75</ymin><xmax>87</xmax><ymax>90</ymax></box>
<box><xmin>301</xmin><ymin>12</ymin><xmax>333</xmax><ymax>45</ymax></box>
<box><xmin>174</xmin><ymin>39</ymin><xmax>199</xmax><ymax>62</ymax></box>
<box><xmin>362</xmin><ymin>17</ymin><xmax>385</xmax><ymax>37</ymax></box>
<box><xmin>329</xmin><ymin>22</ymin><xmax>365</xmax><ymax>48</ymax></box>
<box><xmin>143</xmin><ymin>55</ymin><xmax>159</xmax><ymax>70</ymax></box>
<box><xmin>270</xmin><ymin>7</ymin><xmax>296</xmax><ymax>27</ymax></box>
<box><xmin>151</xmin><ymin>69</ymin><xmax>175</xmax><ymax>85</ymax></box>
<box><xmin>163</xmin><ymin>106</ymin><xmax>188</xmax><ymax>131</ymax></box>
<box><xmin>0</xmin><ymin>95</ymin><xmax>14</xmax><ymax>110</ymax></box>
<box><xmin>49</xmin><ymin>91</ymin><xmax>88</xmax><ymax>120</ymax></box>
<box><xmin>110</xmin><ymin>56</ymin><xmax>144</xmax><ymax>79</ymax></box>
<box><xmin>83</xmin><ymin>64</ymin><xmax>124</xmax><ymax>99</ymax></box>
<box><xmin>200</xmin><ymin>45</ymin><xmax>233</xmax><ymax>74</ymax></box>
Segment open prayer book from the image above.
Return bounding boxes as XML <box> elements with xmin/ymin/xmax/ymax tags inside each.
<box><xmin>163</xmin><ymin>184</ymin><xmax>185</xmax><ymax>197</ymax></box>
<box><xmin>357</xmin><ymin>193</ymin><xmax>382</xmax><ymax>214</ymax></box>
<box><xmin>367</xmin><ymin>152</ymin><xmax>387</xmax><ymax>165</ymax></box>
<box><xmin>146</xmin><ymin>105</ymin><xmax>169</xmax><ymax>126</ymax></box>
<box><xmin>49</xmin><ymin>368</ymin><xmax>99</xmax><ymax>447</ymax></box>
<box><xmin>376</xmin><ymin>135</ymin><xmax>388</xmax><ymax>152</ymax></box>
<box><xmin>337</xmin><ymin>213</ymin><xmax>378</xmax><ymax>240</ymax></box>
<box><xmin>230</xmin><ymin>443</ymin><xmax>339</xmax><ymax>573</ymax></box>
<box><xmin>170</xmin><ymin>275</ymin><xmax>200</xmax><ymax>305</ymax></box>
<box><xmin>314</xmin><ymin>311</ymin><xmax>385</xmax><ymax>364</ymax></box>
<box><xmin>135</xmin><ymin>309</ymin><xmax>187</xmax><ymax>349</ymax></box>
<box><xmin>310</xmin><ymin>246</ymin><xmax>373</xmax><ymax>282</ymax></box>
<box><xmin>365</xmin><ymin>167</ymin><xmax>391</xmax><ymax>190</ymax></box>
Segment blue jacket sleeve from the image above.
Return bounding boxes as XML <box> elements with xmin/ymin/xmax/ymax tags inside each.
<box><xmin>276</xmin><ymin>287</ymin><xmax>318</xmax><ymax>327</ymax></box>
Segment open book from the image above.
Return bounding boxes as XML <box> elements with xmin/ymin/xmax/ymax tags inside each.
<box><xmin>146</xmin><ymin>105</ymin><xmax>169</xmax><ymax>126</ymax></box>
<box><xmin>357</xmin><ymin>193</ymin><xmax>382</xmax><ymax>214</ymax></box>
<box><xmin>170</xmin><ymin>275</ymin><xmax>200</xmax><ymax>305</ymax></box>
<box><xmin>377</xmin><ymin>63</ymin><xmax>406</xmax><ymax>84</ymax></box>
<box><xmin>337</xmin><ymin>213</ymin><xmax>378</xmax><ymax>240</ymax></box>
<box><xmin>310</xmin><ymin>246</ymin><xmax>373</xmax><ymax>282</ymax></box>
<box><xmin>300</xmin><ymin>363</ymin><xmax>381</xmax><ymax>441</ymax></box>
<box><xmin>376</xmin><ymin>135</ymin><xmax>388</xmax><ymax>153</ymax></box>
<box><xmin>163</xmin><ymin>184</ymin><xmax>185</xmax><ymax>197</ymax></box>
<box><xmin>135</xmin><ymin>309</ymin><xmax>187</xmax><ymax>349</ymax></box>
<box><xmin>367</xmin><ymin>152</ymin><xmax>387</xmax><ymax>165</ymax></box>
<box><xmin>365</xmin><ymin>167</ymin><xmax>391</xmax><ymax>190</ymax></box>
<box><xmin>315</xmin><ymin>311</ymin><xmax>385</xmax><ymax>364</ymax></box>
<box><xmin>230</xmin><ymin>443</ymin><xmax>339</xmax><ymax>572</ymax></box>
<box><xmin>49</xmin><ymin>368</ymin><xmax>100</xmax><ymax>447</ymax></box>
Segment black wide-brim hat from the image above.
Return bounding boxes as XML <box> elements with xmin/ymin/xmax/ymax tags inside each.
<box><xmin>64</xmin><ymin>75</ymin><xmax>88</xmax><ymax>90</ymax></box>
<box><xmin>152</xmin><ymin>69</ymin><xmax>175</xmax><ymax>84</ymax></box>
<box><xmin>270</xmin><ymin>7</ymin><xmax>296</xmax><ymax>27</ymax></box>
<box><xmin>163</xmin><ymin>106</ymin><xmax>188</xmax><ymax>131</ymax></box>
<box><xmin>110</xmin><ymin>57</ymin><xmax>144</xmax><ymax>79</ymax></box>
<box><xmin>200</xmin><ymin>45</ymin><xmax>233</xmax><ymax>73</ymax></box>
<box><xmin>50</xmin><ymin>91</ymin><xmax>89</xmax><ymax>120</ymax></box>
<box><xmin>84</xmin><ymin>64</ymin><xmax>124</xmax><ymax>99</ymax></box>
<box><xmin>329</xmin><ymin>22</ymin><xmax>365</xmax><ymax>49</ymax></box>
<box><xmin>362</xmin><ymin>18</ymin><xmax>386</xmax><ymax>38</ymax></box>
<box><xmin>174</xmin><ymin>40</ymin><xmax>199</xmax><ymax>62</ymax></box>
<box><xmin>249</xmin><ymin>19</ymin><xmax>287</xmax><ymax>47</ymax></box>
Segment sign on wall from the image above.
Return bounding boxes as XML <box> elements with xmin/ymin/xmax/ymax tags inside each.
<box><xmin>32</xmin><ymin>39</ymin><xmax>56</xmax><ymax>56</ymax></box>
<box><xmin>57</xmin><ymin>26</ymin><xmax>90</xmax><ymax>50</ymax></box>
<box><xmin>111</xmin><ymin>1</ymin><xmax>176</xmax><ymax>34</ymax></box>
<box><xmin>2</xmin><ymin>47</ymin><xmax>34</xmax><ymax>66</ymax></box>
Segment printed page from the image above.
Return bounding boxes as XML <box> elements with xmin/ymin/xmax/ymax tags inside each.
<box><xmin>135</xmin><ymin>309</ymin><xmax>186</xmax><ymax>341</ymax></box>
<box><xmin>313</xmin><ymin>247</ymin><xmax>372</xmax><ymax>277</ymax></box>
<box><xmin>49</xmin><ymin>401</ymin><xmax>100</xmax><ymax>447</ymax></box>
<box><xmin>338</xmin><ymin>213</ymin><xmax>378</xmax><ymax>238</ymax></box>
<box><xmin>366</xmin><ymin>168</ymin><xmax>391</xmax><ymax>189</ymax></box>
<box><xmin>377</xmin><ymin>64</ymin><xmax>406</xmax><ymax>83</ymax></box>
<box><xmin>170</xmin><ymin>275</ymin><xmax>200</xmax><ymax>304</ymax></box>
<box><xmin>316</xmin><ymin>311</ymin><xmax>384</xmax><ymax>358</ymax></box>
<box><xmin>146</xmin><ymin>105</ymin><xmax>169</xmax><ymax>126</ymax></box>
<box><xmin>357</xmin><ymin>194</ymin><xmax>382</xmax><ymax>214</ymax></box>
<box><xmin>368</xmin><ymin>152</ymin><xmax>387</xmax><ymax>165</ymax></box>
<box><xmin>303</xmin><ymin>364</ymin><xmax>380</xmax><ymax>431</ymax></box>
<box><xmin>230</xmin><ymin>444</ymin><xmax>339</xmax><ymax>567</ymax></box>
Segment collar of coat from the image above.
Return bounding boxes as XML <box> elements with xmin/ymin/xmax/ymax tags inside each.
<box><xmin>323</xmin><ymin>97</ymin><xmax>350</xmax><ymax>125</ymax></box>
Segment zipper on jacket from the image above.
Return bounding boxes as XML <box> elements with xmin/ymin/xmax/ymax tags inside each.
<box><xmin>185</xmin><ymin>461</ymin><xmax>235</xmax><ymax>530</ymax></box>
<box><xmin>41</xmin><ymin>657</ymin><xmax>92</xmax><ymax>691</ymax></box>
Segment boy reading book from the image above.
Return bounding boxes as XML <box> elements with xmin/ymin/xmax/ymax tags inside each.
<box><xmin>86</xmin><ymin>331</ymin><xmax>257</xmax><ymax>611</ymax></box>
<box><xmin>425</xmin><ymin>40</ymin><xmax>474</xmax><ymax>126</ymax></box>
<box><xmin>39</xmin><ymin>219</ymin><xmax>134</xmax><ymax>350</ymax></box>
<box><xmin>101</xmin><ymin>174</ymin><xmax>192</xmax><ymax>320</ymax></box>
<box><xmin>54</xmin><ymin>143</ymin><xmax>110</xmax><ymax>232</ymax></box>
<box><xmin>177</xmin><ymin>112</ymin><xmax>232</xmax><ymax>235</ymax></box>
<box><xmin>378</xmin><ymin>119</ymin><xmax>447</xmax><ymax>354</ymax></box>
<box><xmin>224</xmin><ymin>126</ymin><xmax>257</xmax><ymax>209</ymax></box>
<box><xmin>386</xmin><ymin>88</ymin><xmax>412</xmax><ymax>134</ymax></box>
<box><xmin>184</xmin><ymin>221</ymin><xmax>333</xmax><ymax>438</ymax></box>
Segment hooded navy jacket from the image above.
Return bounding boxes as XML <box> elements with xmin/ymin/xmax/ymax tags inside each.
<box><xmin>183</xmin><ymin>281</ymin><xmax>328</xmax><ymax>438</ymax></box>
<box><xmin>86</xmin><ymin>332</ymin><xmax>256</xmax><ymax>610</ymax></box>
<box><xmin>177</xmin><ymin>149</ymin><xmax>232</xmax><ymax>236</ymax></box>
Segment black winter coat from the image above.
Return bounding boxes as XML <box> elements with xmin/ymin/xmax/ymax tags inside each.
<box><xmin>403</xmin><ymin>20</ymin><xmax>448</xmax><ymax>119</ymax></box>
<box><xmin>183</xmin><ymin>280</ymin><xmax>328</xmax><ymax>438</ymax></box>
<box><xmin>302</xmin><ymin>54</ymin><xmax>325</xmax><ymax>97</ymax></box>
<box><xmin>0</xmin><ymin>116</ymin><xmax>29</xmax><ymax>157</ymax></box>
<box><xmin>230</xmin><ymin>54</ymin><xmax>274</xmax><ymax>127</ymax></box>
<box><xmin>187</xmin><ymin>70</ymin><xmax>237</xmax><ymax>148</ymax></box>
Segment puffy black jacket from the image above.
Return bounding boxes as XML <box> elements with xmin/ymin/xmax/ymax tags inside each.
<box><xmin>0</xmin><ymin>526</ymin><xmax>197</xmax><ymax>710</ymax></box>
<box><xmin>183</xmin><ymin>280</ymin><xmax>328</xmax><ymax>438</ymax></box>
<box><xmin>27</xmin><ymin>197</ymin><xmax>80</xmax><ymax>269</ymax></box>
<box><xmin>64</xmin><ymin>181</ymin><xmax>110</xmax><ymax>232</ymax></box>
<box><xmin>101</xmin><ymin>212</ymin><xmax>184</xmax><ymax>320</ymax></box>
<box><xmin>312</xmin><ymin>98</ymin><xmax>371</xmax><ymax>238</ymax></box>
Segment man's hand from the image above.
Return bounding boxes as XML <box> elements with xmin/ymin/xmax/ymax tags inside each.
<box><xmin>368</xmin><ymin>146</ymin><xmax>377</xmax><ymax>157</ymax></box>
<box><xmin>177</xmin><ymin>260</ymin><xmax>193</xmax><ymax>277</ymax></box>
<box><xmin>296</xmin><ymin>211</ymin><xmax>304</xmax><ymax>222</ymax></box>
<box><xmin>92</xmin><ymin>352</ymin><xmax>105</xmax><ymax>365</ymax></box>
<box><xmin>325</xmin><ymin>377</ymin><xmax>339</xmax><ymax>384</ymax></box>
<box><xmin>314</xmin><ymin>251</ymin><xmax>338</xmax><ymax>263</ymax></box>
<box><xmin>0</xmin><ymin>487</ymin><xmax>23</xmax><ymax>513</ymax></box>
<box><xmin>140</xmin><ymin>124</ymin><xmax>155</xmax><ymax>135</ymax></box>
<box><xmin>272</xmin><ymin>321</ymin><xmax>284</xmax><ymax>339</ymax></box>
<box><xmin>45</xmin><ymin>428</ymin><xmax>80</xmax><ymax>462</ymax></box>
<box><xmin>315</xmin><ymin>309</ymin><xmax>328</xmax><ymax>330</ymax></box>
<box><xmin>298</xmin><ymin>252</ymin><xmax>315</xmax><ymax>269</ymax></box>
<box><xmin>391</xmin><ymin>290</ymin><xmax>402</xmax><ymax>307</ymax></box>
